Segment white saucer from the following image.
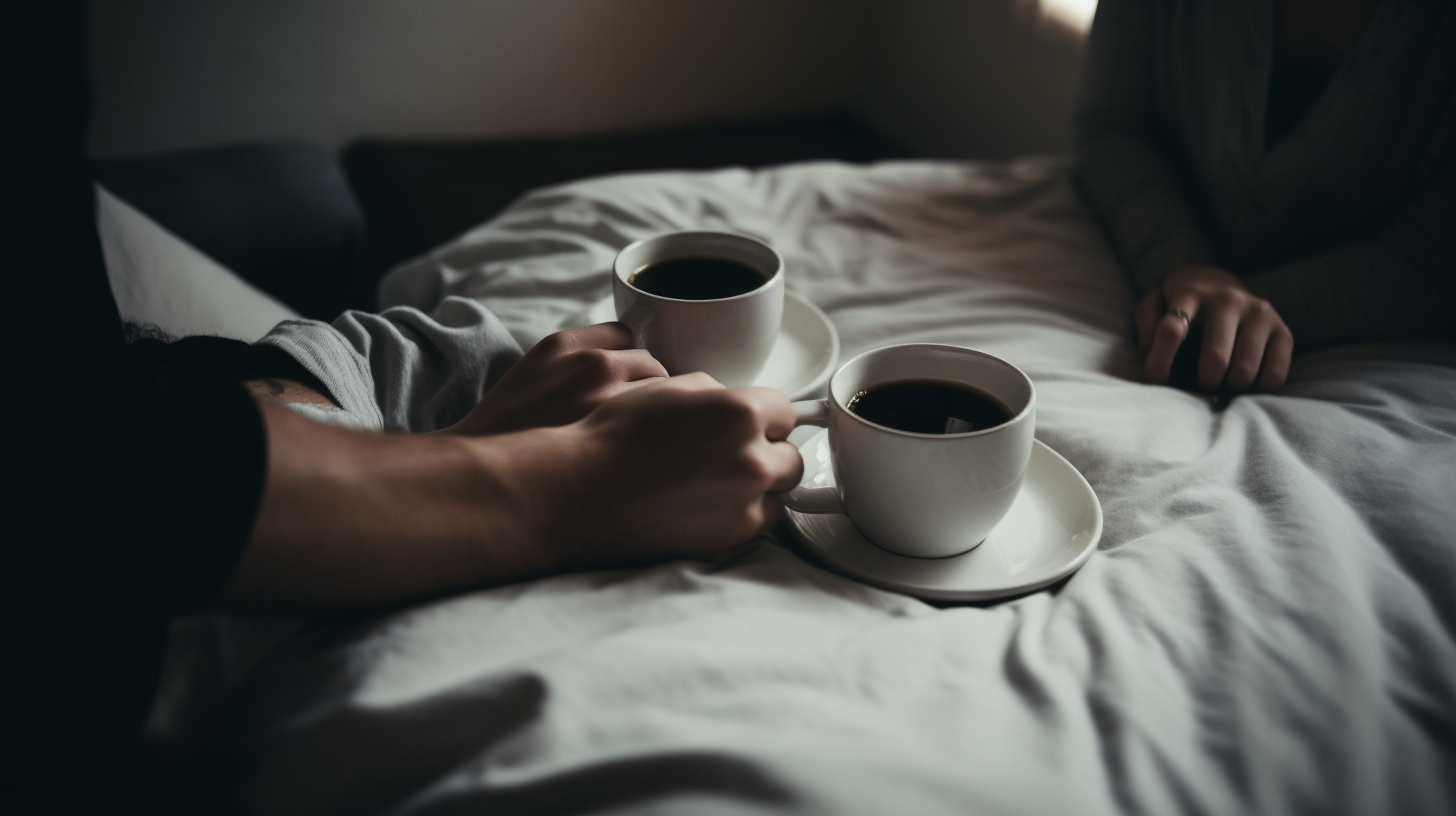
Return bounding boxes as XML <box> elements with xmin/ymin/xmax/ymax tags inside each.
<box><xmin>582</xmin><ymin>291</ymin><xmax>840</xmax><ymax>400</ymax></box>
<box><xmin>785</xmin><ymin>430</ymin><xmax>1103</xmax><ymax>602</ymax></box>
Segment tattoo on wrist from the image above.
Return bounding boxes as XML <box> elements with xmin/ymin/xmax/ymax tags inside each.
<box><xmin>246</xmin><ymin>377</ymin><xmax>338</xmax><ymax>407</ymax></box>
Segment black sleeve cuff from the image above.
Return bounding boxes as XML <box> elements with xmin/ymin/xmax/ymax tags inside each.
<box><xmin>113</xmin><ymin>347</ymin><xmax>269</xmax><ymax>615</ymax></box>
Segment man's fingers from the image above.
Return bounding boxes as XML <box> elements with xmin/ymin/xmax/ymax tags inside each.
<box><xmin>1135</xmin><ymin>290</ymin><xmax>1163</xmax><ymax>356</ymax></box>
<box><xmin>735</xmin><ymin>386</ymin><xmax>798</xmax><ymax>441</ymax></box>
<box><xmin>1225</xmin><ymin>320</ymin><xmax>1272</xmax><ymax>393</ymax></box>
<box><xmin>598</xmin><ymin>376</ymin><xmax>669</xmax><ymax>402</ymax></box>
<box><xmin>756</xmin><ymin>493</ymin><xmax>786</xmax><ymax>533</ymax></box>
<box><xmin>561</xmin><ymin>348</ymin><xmax>666</xmax><ymax>392</ymax></box>
<box><xmin>1144</xmin><ymin>293</ymin><xmax>1198</xmax><ymax>384</ymax></box>
<box><xmin>543</xmin><ymin>322</ymin><xmax>638</xmax><ymax>354</ymax></box>
<box><xmin>1197</xmin><ymin>302</ymin><xmax>1239</xmax><ymax>392</ymax></box>
<box><xmin>649</xmin><ymin>371</ymin><xmax>724</xmax><ymax>393</ymax></box>
<box><xmin>762</xmin><ymin>440</ymin><xmax>806</xmax><ymax>492</ymax></box>
<box><xmin>1257</xmin><ymin>327</ymin><xmax>1294</xmax><ymax>391</ymax></box>
<box><xmin>613</xmin><ymin>348</ymin><xmax>669</xmax><ymax>381</ymax></box>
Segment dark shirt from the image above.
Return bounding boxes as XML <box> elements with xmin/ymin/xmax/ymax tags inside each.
<box><xmin>1264</xmin><ymin>54</ymin><xmax>1335</xmax><ymax>151</ymax></box>
<box><xmin>1073</xmin><ymin>0</ymin><xmax>1455</xmax><ymax>349</ymax></box>
<box><xmin>5</xmin><ymin>5</ymin><xmax>271</xmax><ymax>810</ymax></box>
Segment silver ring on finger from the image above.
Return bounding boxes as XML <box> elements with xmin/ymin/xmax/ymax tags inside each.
<box><xmin>1167</xmin><ymin>307</ymin><xmax>1191</xmax><ymax>326</ymax></box>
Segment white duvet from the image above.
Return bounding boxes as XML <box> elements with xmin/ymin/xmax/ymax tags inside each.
<box><xmin>224</xmin><ymin>158</ymin><xmax>1456</xmax><ymax>816</ymax></box>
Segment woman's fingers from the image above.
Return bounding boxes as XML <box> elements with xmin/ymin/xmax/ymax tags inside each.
<box><xmin>1196</xmin><ymin>297</ymin><xmax>1293</xmax><ymax>394</ymax></box>
<box><xmin>1225</xmin><ymin>319</ymin><xmax>1273</xmax><ymax>393</ymax></box>
<box><xmin>1143</xmin><ymin>292</ymin><xmax>1198</xmax><ymax>384</ymax></box>
<box><xmin>1135</xmin><ymin>289</ymin><xmax>1163</xmax><ymax>356</ymax></box>
<box><xmin>1257</xmin><ymin>326</ymin><xmax>1294</xmax><ymax>391</ymax></box>
<box><xmin>1138</xmin><ymin>265</ymin><xmax>1294</xmax><ymax>395</ymax></box>
<box><xmin>1197</xmin><ymin>297</ymin><xmax>1241</xmax><ymax>392</ymax></box>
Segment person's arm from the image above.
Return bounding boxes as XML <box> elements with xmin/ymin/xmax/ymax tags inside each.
<box><xmin>216</xmin><ymin>373</ymin><xmax>803</xmax><ymax>611</ymax></box>
<box><xmin>1129</xmin><ymin>139</ymin><xmax>1454</xmax><ymax>394</ymax></box>
<box><xmin>1073</xmin><ymin>0</ymin><xmax>1219</xmax><ymax>293</ymax></box>
<box><xmin>1244</xmin><ymin>155</ymin><xmax>1456</xmax><ymax>349</ymax></box>
<box><xmin>1075</xmin><ymin>0</ymin><xmax>1293</xmax><ymax>393</ymax></box>
<box><xmin>7</xmin><ymin>10</ymin><xmax>283</xmax><ymax>804</ymax></box>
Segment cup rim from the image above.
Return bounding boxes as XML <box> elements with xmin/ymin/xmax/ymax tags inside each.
<box><xmin>828</xmin><ymin>343</ymin><xmax>1036</xmax><ymax>439</ymax></box>
<box><xmin>615</xmin><ymin>230</ymin><xmax>783</xmax><ymax>304</ymax></box>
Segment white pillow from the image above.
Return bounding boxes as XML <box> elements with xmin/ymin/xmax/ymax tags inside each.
<box><xmin>96</xmin><ymin>185</ymin><xmax>301</xmax><ymax>342</ymax></box>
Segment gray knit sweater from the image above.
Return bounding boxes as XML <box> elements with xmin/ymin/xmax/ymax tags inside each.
<box><xmin>1074</xmin><ymin>0</ymin><xmax>1454</xmax><ymax>349</ymax></box>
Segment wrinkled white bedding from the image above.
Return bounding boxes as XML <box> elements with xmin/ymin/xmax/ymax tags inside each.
<box><xmin>226</xmin><ymin>158</ymin><xmax>1456</xmax><ymax>816</ymax></box>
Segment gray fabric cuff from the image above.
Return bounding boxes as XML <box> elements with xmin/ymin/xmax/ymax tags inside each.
<box><xmin>257</xmin><ymin>319</ymin><xmax>385</xmax><ymax>430</ymax></box>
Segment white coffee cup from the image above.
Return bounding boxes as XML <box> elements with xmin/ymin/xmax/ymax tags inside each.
<box><xmin>613</xmin><ymin>231</ymin><xmax>784</xmax><ymax>387</ymax></box>
<box><xmin>783</xmin><ymin>344</ymin><xmax>1036</xmax><ymax>558</ymax></box>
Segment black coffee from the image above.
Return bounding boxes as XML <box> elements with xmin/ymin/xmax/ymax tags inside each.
<box><xmin>847</xmin><ymin>379</ymin><xmax>1013</xmax><ymax>434</ymax></box>
<box><xmin>630</xmin><ymin>257</ymin><xmax>768</xmax><ymax>300</ymax></box>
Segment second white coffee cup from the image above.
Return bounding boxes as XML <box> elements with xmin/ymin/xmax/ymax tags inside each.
<box><xmin>613</xmin><ymin>231</ymin><xmax>784</xmax><ymax>387</ymax></box>
<box><xmin>783</xmin><ymin>344</ymin><xmax>1036</xmax><ymax>559</ymax></box>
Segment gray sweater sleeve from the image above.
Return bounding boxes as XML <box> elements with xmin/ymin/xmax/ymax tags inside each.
<box><xmin>1244</xmin><ymin>154</ymin><xmax>1456</xmax><ymax>348</ymax></box>
<box><xmin>1072</xmin><ymin>0</ymin><xmax>1218</xmax><ymax>295</ymax></box>
<box><xmin>258</xmin><ymin>296</ymin><xmax>525</xmax><ymax>433</ymax></box>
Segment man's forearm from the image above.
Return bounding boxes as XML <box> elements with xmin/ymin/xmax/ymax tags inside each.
<box><xmin>215</xmin><ymin>375</ymin><xmax>805</xmax><ymax>613</ymax></box>
<box><xmin>215</xmin><ymin>400</ymin><xmax>566</xmax><ymax>611</ymax></box>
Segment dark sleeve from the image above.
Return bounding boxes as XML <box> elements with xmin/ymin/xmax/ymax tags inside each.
<box><xmin>6</xmin><ymin>4</ymin><xmax>267</xmax><ymax>807</ymax></box>
<box><xmin>1072</xmin><ymin>0</ymin><xmax>1219</xmax><ymax>294</ymax></box>
<box><xmin>1244</xmin><ymin>138</ymin><xmax>1456</xmax><ymax>348</ymax></box>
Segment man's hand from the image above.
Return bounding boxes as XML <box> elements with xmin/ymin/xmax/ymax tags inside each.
<box><xmin>445</xmin><ymin>323</ymin><xmax>668</xmax><ymax>436</ymax></box>
<box><xmin>222</xmin><ymin>372</ymin><xmax>803</xmax><ymax>611</ymax></box>
<box><xmin>531</xmin><ymin>373</ymin><xmax>804</xmax><ymax>566</ymax></box>
<box><xmin>1136</xmin><ymin>264</ymin><xmax>1293</xmax><ymax>393</ymax></box>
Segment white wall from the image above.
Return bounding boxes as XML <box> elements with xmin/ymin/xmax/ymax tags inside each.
<box><xmin>88</xmin><ymin>0</ymin><xmax>1088</xmax><ymax>160</ymax></box>
<box><xmin>89</xmin><ymin>0</ymin><xmax>869</xmax><ymax>156</ymax></box>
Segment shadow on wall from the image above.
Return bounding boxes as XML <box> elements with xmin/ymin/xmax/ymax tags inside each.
<box><xmin>88</xmin><ymin>0</ymin><xmax>870</xmax><ymax>157</ymax></box>
<box><xmin>860</xmin><ymin>0</ymin><xmax>1090</xmax><ymax>159</ymax></box>
<box><xmin>90</xmin><ymin>0</ymin><xmax>1089</xmax><ymax>162</ymax></box>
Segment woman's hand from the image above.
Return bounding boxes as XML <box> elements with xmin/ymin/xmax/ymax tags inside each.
<box><xmin>1135</xmin><ymin>264</ymin><xmax>1293</xmax><ymax>393</ymax></box>
<box><xmin>444</xmin><ymin>323</ymin><xmax>668</xmax><ymax>436</ymax></box>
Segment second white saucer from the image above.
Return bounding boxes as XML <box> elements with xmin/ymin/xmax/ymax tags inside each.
<box><xmin>582</xmin><ymin>291</ymin><xmax>840</xmax><ymax>400</ymax></box>
<box><xmin>785</xmin><ymin>429</ymin><xmax>1103</xmax><ymax>602</ymax></box>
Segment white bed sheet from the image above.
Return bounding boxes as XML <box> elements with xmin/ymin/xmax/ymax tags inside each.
<box><xmin>96</xmin><ymin>185</ymin><xmax>300</xmax><ymax>341</ymax></box>
<box><xmin>226</xmin><ymin>158</ymin><xmax>1456</xmax><ymax>816</ymax></box>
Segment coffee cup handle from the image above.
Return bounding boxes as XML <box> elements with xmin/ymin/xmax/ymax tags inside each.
<box><xmin>780</xmin><ymin>399</ymin><xmax>844</xmax><ymax>515</ymax></box>
<box><xmin>615</xmin><ymin>302</ymin><xmax>656</xmax><ymax>349</ymax></box>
